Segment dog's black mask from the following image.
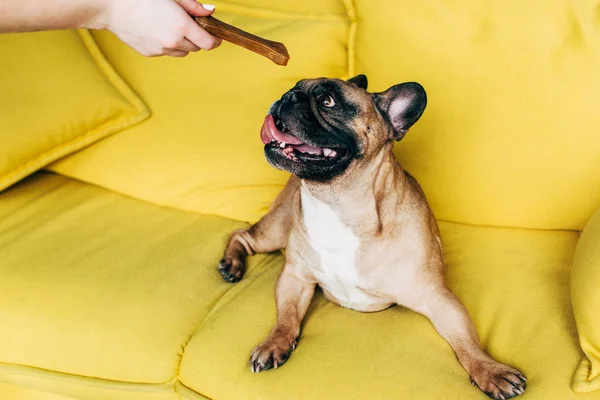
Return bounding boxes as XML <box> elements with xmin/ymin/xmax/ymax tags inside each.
<box><xmin>260</xmin><ymin>77</ymin><xmax>367</xmax><ymax>181</ymax></box>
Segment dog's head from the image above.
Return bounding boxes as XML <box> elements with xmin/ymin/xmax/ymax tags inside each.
<box><xmin>260</xmin><ymin>75</ymin><xmax>427</xmax><ymax>181</ymax></box>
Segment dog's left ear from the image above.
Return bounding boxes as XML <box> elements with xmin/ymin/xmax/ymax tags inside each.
<box><xmin>373</xmin><ymin>82</ymin><xmax>427</xmax><ymax>141</ymax></box>
<box><xmin>348</xmin><ymin>74</ymin><xmax>368</xmax><ymax>90</ymax></box>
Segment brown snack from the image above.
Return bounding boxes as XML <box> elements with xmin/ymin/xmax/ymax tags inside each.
<box><xmin>195</xmin><ymin>16</ymin><xmax>290</xmax><ymax>66</ymax></box>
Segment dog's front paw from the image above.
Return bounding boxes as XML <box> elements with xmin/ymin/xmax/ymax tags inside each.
<box><xmin>250</xmin><ymin>335</ymin><xmax>297</xmax><ymax>373</ymax></box>
<box><xmin>218</xmin><ymin>257</ymin><xmax>246</xmax><ymax>283</ymax></box>
<box><xmin>470</xmin><ymin>360</ymin><xmax>526</xmax><ymax>400</ymax></box>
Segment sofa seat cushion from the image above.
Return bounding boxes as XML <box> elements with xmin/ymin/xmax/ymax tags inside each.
<box><xmin>178</xmin><ymin>221</ymin><xmax>596</xmax><ymax>399</ymax></box>
<box><xmin>0</xmin><ymin>172</ymin><xmax>279</xmax><ymax>399</ymax></box>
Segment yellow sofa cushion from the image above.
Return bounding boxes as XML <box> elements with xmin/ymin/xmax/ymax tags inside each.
<box><xmin>0</xmin><ymin>172</ymin><xmax>279</xmax><ymax>399</ymax></box>
<box><xmin>0</xmin><ymin>384</ymin><xmax>76</xmax><ymax>400</ymax></box>
<box><xmin>48</xmin><ymin>2</ymin><xmax>349</xmax><ymax>223</ymax></box>
<box><xmin>216</xmin><ymin>0</ymin><xmax>347</xmax><ymax>15</ymax></box>
<box><xmin>178</xmin><ymin>222</ymin><xmax>591</xmax><ymax>399</ymax></box>
<box><xmin>352</xmin><ymin>1</ymin><xmax>600</xmax><ymax>230</ymax></box>
<box><xmin>0</xmin><ymin>30</ymin><xmax>149</xmax><ymax>192</ymax></box>
<box><xmin>571</xmin><ymin>206</ymin><xmax>600</xmax><ymax>393</ymax></box>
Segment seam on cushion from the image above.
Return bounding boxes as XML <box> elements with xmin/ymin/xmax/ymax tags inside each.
<box><xmin>203</xmin><ymin>253</ymin><xmax>279</xmax><ymax>322</ymax></box>
<box><xmin>23</xmin><ymin>171</ymin><xmax>581</xmax><ymax>234</ymax></box>
<box><xmin>212</xmin><ymin>1</ymin><xmax>347</xmax><ymax>21</ymax></box>
<box><xmin>0</xmin><ymin>362</ymin><xmax>178</xmax><ymax>393</ymax></box>
<box><xmin>78</xmin><ymin>30</ymin><xmax>148</xmax><ymax>116</ymax></box>
<box><xmin>194</xmin><ymin>183</ymin><xmax>287</xmax><ymax>193</ymax></box>
<box><xmin>174</xmin><ymin>253</ymin><xmax>280</xmax><ymax>380</ymax></box>
<box><xmin>0</xmin><ymin>30</ymin><xmax>150</xmax><ymax>192</ymax></box>
<box><xmin>572</xmin><ymin>357</ymin><xmax>600</xmax><ymax>392</ymax></box>
<box><xmin>437</xmin><ymin>218</ymin><xmax>581</xmax><ymax>234</ymax></box>
<box><xmin>341</xmin><ymin>0</ymin><xmax>357</xmax><ymax>78</ymax></box>
<box><xmin>0</xmin><ymin>110</ymin><xmax>149</xmax><ymax>192</ymax></box>
<box><xmin>175</xmin><ymin>381</ymin><xmax>213</xmax><ymax>400</ymax></box>
<box><xmin>42</xmin><ymin>171</ymin><xmax>264</xmax><ymax>224</ymax></box>
<box><xmin>40</xmin><ymin>171</ymin><xmax>584</xmax><ymax>232</ymax></box>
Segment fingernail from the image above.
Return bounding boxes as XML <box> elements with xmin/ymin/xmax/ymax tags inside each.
<box><xmin>203</xmin><ymin>4</ymin><xmax>215</xmax><ymax>11</ymax></box>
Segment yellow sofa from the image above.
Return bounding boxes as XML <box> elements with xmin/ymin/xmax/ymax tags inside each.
<box><xmin>2</xmin><ymin>1</ymin><xmax>600</xmax><ymax>399</ymax></box>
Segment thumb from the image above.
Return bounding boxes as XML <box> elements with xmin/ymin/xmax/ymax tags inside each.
<box><xmin>176</xmin><ymin>0</ymin><xmax>216</xmax><ymax>17</ymax></box>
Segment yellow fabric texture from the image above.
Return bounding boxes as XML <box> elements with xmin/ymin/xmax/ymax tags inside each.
<box><xmin>179</xmin><ymin>221</ymin><xmax>594</xmax><ymax>399</ymax></box>
<box><xmin>571</xmin><ymin>206</ymin><xmax>600</xmax><ymax>393</ymax></box>
<box><xmin>48</xmin><ymin>4</ymin><xmax>349</xmax><ymax>223</ymax></box>
<box><xmin>211</xmin><ymin>0</ymin><xmax>347</xmax><ymax>16</ymax></box>
<box><xmin>0</xmin><ymin>383</ymin><xmax>75</xmax><ymax>400</ymax></box>
<box><xmin>353</xmin><ymin>1</ymin><xmax>600</xmax><ymax>231</ymax></box>
<box><xmin>0</xmin><ymin>172</ymin><xmax>279</xmax><ymax>399</ymax></box>
<box><xmin>176</xmin><ymin>382</ymin><xmax>211</xmax><ymax>400</ymax></box>
<box><xmin>0</xmin><ymin>373</ymin><xmax>177</xmax><ymax>400</ymax></box>
<box><xmin>0</xmin><ymin>30</ymin><xmax>149</xmax><ymax>192</ymax></box>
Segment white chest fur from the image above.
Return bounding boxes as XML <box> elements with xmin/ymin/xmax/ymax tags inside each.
<box><xmin>300</xmin><ymin>183</ymin><xmax>380</xmax><ymax>310</ymax></box>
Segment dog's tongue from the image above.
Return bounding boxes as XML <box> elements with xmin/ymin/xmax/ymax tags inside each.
<box><xmin>260</xmin><ymin>114</ymin><xmax>304</xmax><ymax>145</ymax></box>
<box><xmin>260</xmin><ymin>114</ymin><xmax>325</xmax><ymax>155</ymax></box>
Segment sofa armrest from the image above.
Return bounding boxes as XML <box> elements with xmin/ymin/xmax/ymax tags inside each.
<box><xmin>571</xmin><ymin>206</ymin><xmax>600</xmax><ymax>393</ymax></box>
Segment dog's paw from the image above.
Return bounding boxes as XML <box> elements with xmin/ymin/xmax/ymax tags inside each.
<box><xmin>249</xmin><ymin>336</ymin><xmax>297</xmax><ymax>373</ymax></box>
<box><xmin>470</xmin><ymin>360</ymin><xmax>526</xmax><ymax>400</ymax></box>
<box><xmin>218</xmin><ymin>257</ymin><xmax>246</xmax><ymax>283</ymax></box>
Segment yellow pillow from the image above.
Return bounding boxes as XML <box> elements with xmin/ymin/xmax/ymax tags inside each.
<box><xmin>0</xmin><ymin>30</ymin><xmax>149</xmax><ymax>191</ymax></box>
<box><xmin>352</xmin><ymin>1</ymin><xmax>600</xmax><ymax>230</ymax></box>
<box><xmin>49</xmin><ymin>3</ymin><xmax>349</xmax><ymax>223</ymax></box>
<box><xmin>571</xmin><ymin>207</ymin><xmax>600</xmax><ymax>393</ymax></box>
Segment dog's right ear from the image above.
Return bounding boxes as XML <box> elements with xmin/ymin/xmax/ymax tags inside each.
<box><xmin>373</xmin><ymin>82</ymin><xmax>427</xmax><ymax>141</ymax></box>
<box><xmin>348</xmin><ymin>74</ymin><xmax>368</xmax><ymax>90</ymax></box>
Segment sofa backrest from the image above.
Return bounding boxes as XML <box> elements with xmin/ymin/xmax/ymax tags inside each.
<box><xmin>353</xmin><ymin>0</ymin><xmax>600</xmax><ymax>230</ymax></box>
<box><xmin>37</xmin><ymin>0</ymin><xmax>600</xmax><ymax>231</ymax></box>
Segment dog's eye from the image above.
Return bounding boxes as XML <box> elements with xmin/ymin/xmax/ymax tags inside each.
<box><xmin>318</xmin><ymin>93</ymin><xmax>336</xmax><ymax>108</ymax></box>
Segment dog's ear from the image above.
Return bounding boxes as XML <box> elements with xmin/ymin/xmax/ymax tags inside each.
<box><xmin>373</xmin><ymin>82</ymin><xmax>427</xmax><ymax>141</ymax></box>
<box><xmin>347</xmin><ymin>74</ymin><xmax>368</xmax><ymax>90</ymax></box>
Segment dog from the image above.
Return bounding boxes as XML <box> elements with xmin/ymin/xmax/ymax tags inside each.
<box><xmin>217</xmin><ymin>75</ymin><xmax>526</xmax><ymax>399</ymax></box>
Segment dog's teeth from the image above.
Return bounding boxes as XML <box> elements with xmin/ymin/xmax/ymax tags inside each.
<box><xmin>324</xmin><ymin>148</ymin><xmax>337</xmax><ymax>157</ymax></box>
<box><xmin>280</xmin><ymin>142</ymin><xmax>286</xmax><ymax>148</ymax></box>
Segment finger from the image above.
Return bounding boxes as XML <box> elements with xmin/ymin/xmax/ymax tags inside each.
<box><xmin>176</xmin><ymin>0</ymin><xmax>215</xmax><ymax>17</ymax></box>
<box><xmin>212</xmin><ymin>37</ymin><xmax>223</xmax><ymax>49</ymax></box>
<box><xmin>164</xmin><ymin>49</ymin><xmax>190</xmax><ymax>57</ymax></box>
<box><xmin>175</xmin><ymin>38</ymin><xmax>201</xmax><ymax>52</ymax></box>
<box><xmin>184</xmin><ymin>19</ymin><xmax>222</xmax><ymax>50</ymax></box>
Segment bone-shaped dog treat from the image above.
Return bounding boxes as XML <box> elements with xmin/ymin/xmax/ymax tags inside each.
<box><xmin>195</xmin><ymin>16</ymin><xmax>290</xmax><ymax>66</ymax></box>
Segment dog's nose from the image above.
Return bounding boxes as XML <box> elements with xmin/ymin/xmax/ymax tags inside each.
<box><xmin>284</xmin><ymin>90</ymin><xmax>306</xmax><ymax>103</ymax></box>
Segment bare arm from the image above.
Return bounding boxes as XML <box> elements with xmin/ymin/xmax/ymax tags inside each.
<box><xmin>0</xmin><ymin>0</ymin><xmax>103</xmax><ymax>32</ymax></box>
<box><xmin>0</xmin><ymin>0</ymin><xmax>222</xmax><ymax>56</ymax></box>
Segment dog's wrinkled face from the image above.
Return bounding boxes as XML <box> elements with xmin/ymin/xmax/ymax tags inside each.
<box><xmin>260</xmin><ymin>75</ymin><xmax>427</xmax><ymax>181</ymax></box>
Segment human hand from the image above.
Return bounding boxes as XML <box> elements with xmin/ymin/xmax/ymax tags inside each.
<box><xmin>92</xmin><ymin>0</ymin><xmax>222</xmax><ymax>57</ymax></box>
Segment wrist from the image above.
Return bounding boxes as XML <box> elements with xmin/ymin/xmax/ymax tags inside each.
<box><xmin>78</xmin><ymin>0</ymin><xmax>113</xmax><ymax>30</ymax></box>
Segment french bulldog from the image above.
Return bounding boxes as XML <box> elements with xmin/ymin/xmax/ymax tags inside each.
<box><xmin>218</xmin><ymin>75</ymin><xmax>526</xmax><ymax>399</ymax></box>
